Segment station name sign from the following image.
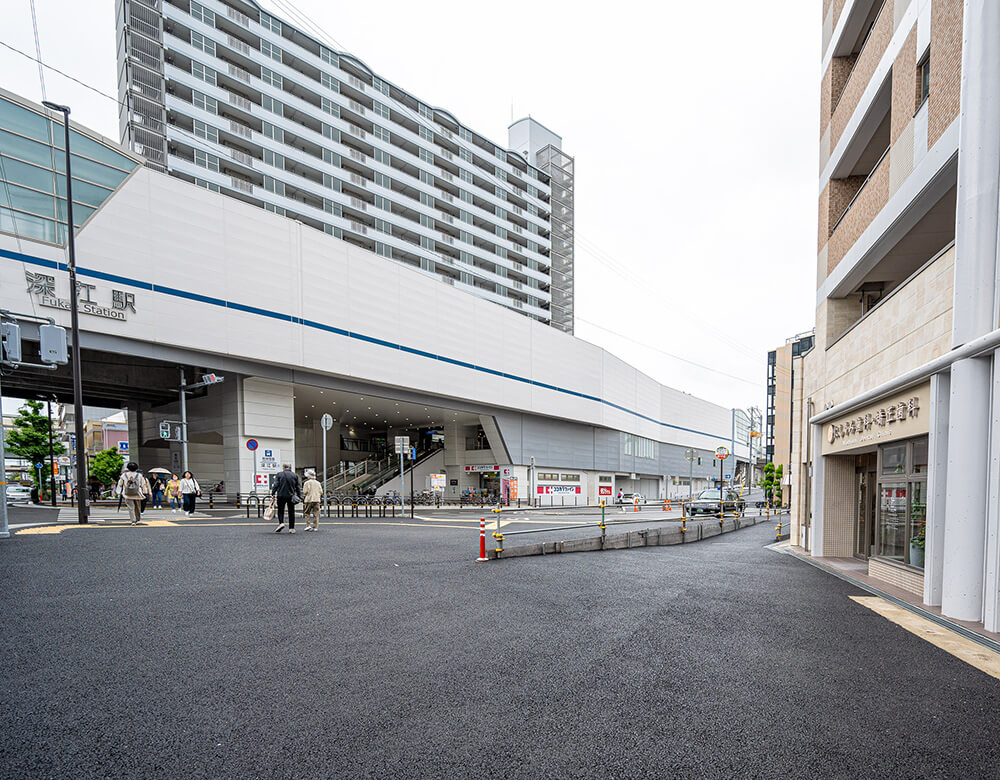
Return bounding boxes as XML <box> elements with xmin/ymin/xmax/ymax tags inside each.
<box><xmin>25</xmin><ymin>271</ymin><xmax>136</xmax><ymax>322</ymax></box>
<box><xmin>824</xmin><ymin>381</ymin><xmax>930</xmax><ymax>454</ymax></box>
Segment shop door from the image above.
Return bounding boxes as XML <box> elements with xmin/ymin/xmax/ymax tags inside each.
<box><xmin>854</xmin><ymin>467</ymin><xmax>876</xmax><ymax>559</ymax></box>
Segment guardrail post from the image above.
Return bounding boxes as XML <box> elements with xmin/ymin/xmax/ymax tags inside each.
<box><xmin>492</xmin><ymin>530</ymin><xmax>504</xmax><ymax>558</ymax></box>
<box><xmin>208</xmin><ymin>493</ymin><xmax>214</xmax><ymax>509</ymax></box>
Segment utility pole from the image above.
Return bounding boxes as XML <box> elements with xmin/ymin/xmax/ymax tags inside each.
<box><xmin>47</xmin><ymin>398</ymin><xmax>57</xmax><ymax>506</ymax></box>
<box><xmin>179</xmin><ymin>368</ymin><xmax>188</xmax><ymax>473</ymax></box>
<box><xmin>44</xmin><ymin>101</ymin><xmax>88</xmax><ymax>524</ymax></box>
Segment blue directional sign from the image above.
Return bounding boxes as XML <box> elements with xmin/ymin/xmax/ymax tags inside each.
<box><xmin>118</xmin><ymin>441</ymin><xmax>129</xmax><ymax>453</ymax></box>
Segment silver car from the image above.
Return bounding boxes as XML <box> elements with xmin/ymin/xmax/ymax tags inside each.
<box><xmin>5</xmin><ymin>485</ymin><xmax>33</xmax><ymax>503</ymax></box>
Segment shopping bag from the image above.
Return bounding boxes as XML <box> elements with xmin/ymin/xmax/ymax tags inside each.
<box><xmin>263</xmin><ymin>497</ymin><xmax>276</xmax><ymax>521</ymax></box>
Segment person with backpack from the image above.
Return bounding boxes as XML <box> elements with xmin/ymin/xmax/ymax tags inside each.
<box><xmin>270</xmin><ymin>463</ymin><xmax>302</xmax><ymax>533</ymax></box>
<box><xmin>179</xmin><ymin>471</ymin><xmax>201</xmax><ymax>516</ymax></box>
<box><xmin>115</xmin><ymin>462</ymin><xmax>150</xmax><ymax>525</ymax></box>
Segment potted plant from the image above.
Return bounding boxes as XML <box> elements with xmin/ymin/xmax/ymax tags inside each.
<box><xmin>910</xmin><ymin>531</ymin><xmax>925</xmax><ymax>568</ymax></box>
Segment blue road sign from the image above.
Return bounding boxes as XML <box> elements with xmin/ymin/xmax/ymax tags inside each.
<box><xmin>35</xmin><ymin>462</ymin><xmax>43</xmax><ymax>469</ymax></box>
<box><xmin>246</xmin><ymin>439</ymin><xmax>259</xmax><ymax>451</ymax></box>
<box><xmin>725</xmin><ymin>474</ymin><xmax>731</xmax><ymax>480</ymax></box>
<box><xmin>118</xmin><ymin>441</ymin><xmax>129</xmax><ymax>453</ymax></box>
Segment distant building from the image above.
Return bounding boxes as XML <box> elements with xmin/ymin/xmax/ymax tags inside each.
<box><xmin>765</xmin><ymin>331</ymin><xmax>814</xmax><ymax>500</ymax></box>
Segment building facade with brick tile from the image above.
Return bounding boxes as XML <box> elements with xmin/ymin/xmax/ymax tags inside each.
<box><xmin>792</xmin><ymin>0</ymin><xmax>1000</xmax><ymax>634</ymax></box>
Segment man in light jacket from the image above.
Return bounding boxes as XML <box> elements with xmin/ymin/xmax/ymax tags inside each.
<box><xmin>115</xmin><ymin>462</ymin><xmax>150</xmax><ymax>526</ymax></box>
<box><xmin>271</xmin><ymin>463</ymin><xmax>302</xmax><ymax>533</ymax></box>
<box><xmin>301</xmin><ymin>468</ymin><xmax>322</xmax><ymax>532</ymax></box>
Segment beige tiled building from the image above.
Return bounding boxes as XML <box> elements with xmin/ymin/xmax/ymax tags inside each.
<box><xmin>793</xmin><ymin>0</ymin><xmax>1000</xmax><ymax>634</ymax></box>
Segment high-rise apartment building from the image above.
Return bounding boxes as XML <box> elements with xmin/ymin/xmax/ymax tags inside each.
<box><xmin>765</xmin><ymin>330</ymin><xmax>814</xmax><ymax>479</ymax></box>
<box><xmin>793</xmin><ymin>0</ymin><xmax>1000</xmax><ymax>635</ymax></box>
<box><xmin>115</xmin><ymin>0</ymin><xmax>573</xmax><ymax>331</ymax></box>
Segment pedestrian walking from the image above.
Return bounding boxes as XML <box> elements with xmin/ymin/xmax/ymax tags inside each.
<box><xmin>115</xmin><ymin>462</ymin><xmax>150</xmax><ymax>525</ymax></box>
<box><xmin>301</xmin><ymin>468</ymin><xmax>322</xmax><ymax>531</ymax></box>
<box><xmin>271</xmin><ymin>463</ymin><xmax>302</xmax><ymax>533</ymax></box>
<box><xmin>150</xmin><ymin>475</ymin><xmax>164</xmax><ymax>509</ymax></box>
<box><xmin>180</xmin><ymin>470</ymin><xmax>201</xmax><ymax>516</ymax></box>
<box><xmin>166</xmin><ymin>474</ymin><xmax>182</xmax><ymax>512</ymax></box>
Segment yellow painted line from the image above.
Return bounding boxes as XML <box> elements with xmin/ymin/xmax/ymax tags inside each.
<box><xmin>851</xmin><ymin>596</ymin><xmax>1000</xmax><ymax>680</ymax></box>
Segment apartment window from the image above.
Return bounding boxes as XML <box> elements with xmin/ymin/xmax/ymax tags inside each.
<box><xmin>263</xmin><ymin>202</ymin><xmax>285</xmax><ymax>216</ymax></box>
<box><xmin>260</xmin><ymin>40</ymin><xmax>282</xmax><ymax>62</ymax></box>
<box><xmin>263</xmin><ymin>175</ymin><xmax>284</xmax><ymax>196</ymax></box>
<box><xmin>260</xmin><ymin>95</ymin><xmax>283</xmax><ymax>117</ymax></box>
<box><xmin>372</xmin><ymin>101</ymin><xmax>389</xmax><ymax>120</ymax></box>
<box><xmin>375</xmin><ymin>218</ymin><xmax>391</xmax><ymax>234</ymax></box>
<box><xmin>194</xmin><ymin>178</ymin><xmax>220</xmax><ymax>192</ymax></box>
<box><xmin>459</xmin><ymin>169</ymin><xmax>473</xmax><ymax>184</ymax></box>
<box><xmin>494</xmin><ymin>147</ymin><xmax>505</xmax><ymax>162</ymax></box>
<box><xmin>420</xmin><ymin>214</ymin><xmax>434</xmax><ymax>229</ymax></box>
<box><xmin>561</xmin><ymin>474</ymin><xmax>580</xmax><ymax>482</ymax></box>
<box><xmin>418</xmin><ymin>148</ymin><xmax>434</xmax><ymax>165</ymax></box>
<box><xmin>261</xmin><ymin>122</ymin><xmax>283</xmax><ymax>142</ymax></box>
<box><xmin>495</xmin><ymin>206</ymin><xmax>506</xmax><ymax>219</ymax></box>
<box><xmin>192</xmin><ymin>90</ymin><xmax>217</xmax><ymax>114</ymax></box>
<box><xmin>321</xmin><ymin>47</ymin><xmax>338</xmax><ymax>67</ymax></box>
<box><xmin>262</xmin><ymin>148</ymin><xmax>284</xmax><ymax>169</ymax></box>
<box><xmin>460</xmin><ymin>272</ymin><xmax>473</xmax><ymax>285</ymax></box>
<box><xmin>373</xmin><ymin>149</ymin><xmax>391</xmax><ymax>166</ymax></box>
<box><xmin>322</xmin><ymin>149</ymin><xmax>339</xmax><ymax>167</ymax></box>
<box><xmin>191</xmin><ymin>61</ymin><xmax>216</xmax><ymax>86</ymax></box>
<box><xmin>495</xmin><ymin>187</ymin><xmax>506</xmax><ymax>200</ymax></box>
<box><xmin>322</xmin><ymin>124</ymin><xmax>339</xmax><ymax>143</ymax></box>
<box><xmin>420</xmin><ymin>236</ymin><xmax>435</xmax><ymax>251</ymax></box>
<box><xmin>260</xmin><ymin>67</ymin><xmax>282</xmax><ymax>89</ymax></box>
<box><xmin>419</xmin><ymin>126</ymin><xmax>434</xmax><ymax>142</ymax></box>
<box><xmin>259</xmin><ymin>11</ymin><xmax>281</xmax><ymax>34</ymax></box>
<box><xmin>321</xmin><ymin>72</ymin><xmax>339</xmax><ymax>92</ymax></box>
<box><xmin>373</xmin><ymin>125</ymin><xmax>390</xmax><ymax>143</ymax></box>
<box><xmin>459</xmin><ymin>210</ymin><xmax>472</xmax><ymax>224</ymax></box>
<box><xmin>459</xmin><ymin>148</ymin><xmax>472</xmax><ymax>163</ymax></box>
<box><xmin>419</xmin><ymin>192</ymin><xmax>433</xmax><ymax>207</ymax></box>
<box><xmin>321</xmin><ymin>97</ymin><xmax>339</xmax><ymax>117</ymax></box>
<box><xmin>496</xmin><ymin>168</ymin><xmax>507</xmax><ymax>181</ymax></box>
<box><xmin>527</xmin><ymin>184</ymin><xmax>537</xmax><ymax>198</ymax></box>
<box><xmin>537</xmin><ymin>473</ymin><xmax>559</xmax><ymax>482</ymax></box>
<box><xmin>373</xmin><ymin>172</ymin><xmax>390</xmax><ymax>189</ymax></box>
<box><xmin>190</xmin><ymin>1</ymin><xmax>214</xmax><ymax>25</ymax></box>
<box><xmin>375</xmin><ymin>241</ymin><xmax>391</xmax><ymax>256</ymax></box>
<box><xmin>373</xmin><ymin>77</ymin><xmax>389</xmax><ymax>96</ymax></box>
<box><xmin>323</xmin><ymin>173</ymin><xmax>341</xmax><ymax>191</ymax></box>
<box><xmin>190</xmin><ymin>31</ymin><xmax>215</xmax><ymax>56</ymax></box>
<box><xmin>496</xmin><ymin>247</ymin><xmax>507</xmax><ymax>259</ymax></box>
<box><xmin>323</xmin><ymin>199</ymin><xmax>341</xmax><ymax>216</ymax></box>
<box><xmin>460</xmin><ymin>189</ymin><xmax>473</xmax><ymax>204</ymax></box>
<box><xmin>459</xmin><ymin>127</ymin><xmax>472</xmax><ymax>142</ymax></box>
<box><xmin>496</xmin><ymin>226</ymin><xmax>507</xmax><ymax>240</ymax></box>
<box><xmin>374</xmin><ymin>194</ymin><xmax>390</xmax><ymax>211</ymax></box>
<box><xmin>459</xmin><ymin>230</ymin><xmax>472</xmax><ymax>244</ymax></box>
<box><xmin>420</xmin><ymin>257</ymin><xmax>435</xmax><ymax>272</ymax></box>
<box><xmin>917</xmin><ymin>55</ymin><xmax>930</xmax><ymax>107</ymax></box>
<box><xmin>418</xmin><ymin>103</ymin><xmax>433</xmax><ymax>120</ymax></box>
<box><xmin>192</xmin><ymin>118</ymin><xmax>218</xmax><ymax>143</ymax></box>
<box><xmin>419</xmin><ymin>170</ymin><xmax>434</xmax><ymax>185</ymax></box>
<box><xmin>193</xmin><ymin>149</ymin><xmax>219</xmax><ymax>172</ymax></box>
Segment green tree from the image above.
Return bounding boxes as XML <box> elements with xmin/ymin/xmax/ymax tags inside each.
<box><xmin>762</xmin><ymin>462</ymin><xmax>775</xmax><ymax>505</ymax></box>
<box><xmin>5</xmin><ymin>400</ymin><xmax>65</xmax><ymax>496</ymax></box>
<box><xmin>774</xmin><ymin>464</ymin><xmax>784</xmax><ymax>507</ymax></box>
<box><xmin>90</xmin><ymin>448</ymin><xmax>125</xmax><ymax>488</ymax></box>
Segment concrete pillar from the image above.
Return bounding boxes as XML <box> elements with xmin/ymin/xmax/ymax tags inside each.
<box><xmin>237</xmin><ymin>377</ymin><xmax>294</xmax><ymax>493</ymax></box>
<box><xmin>940</xmin><ymin>0</ymin><xmax>1000</xmax><ymax>623</ymax></box>
<box><xmin>809</xmin><ymin>423</ymin><xmax>824</xmax><ymax>557</ymax></box>
<box><xmin>984</xmin><ymin>351</ymin><xmax>1000</xmax><ymax>632</ymax></box>
<box><xmin>923</xmin><ymin>372</ymin><xmax>950</xmax><ymax>606</ymax></box>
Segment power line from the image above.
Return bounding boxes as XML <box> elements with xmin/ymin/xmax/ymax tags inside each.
<box><xmin>575</xmin><ymin>316</ymin><xmax>761</xmax><ymax>388</ymax></box>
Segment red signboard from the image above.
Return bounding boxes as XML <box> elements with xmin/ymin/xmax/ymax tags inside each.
<box><xmin>598</xmin><ymin>486</ymin><xmax>612</xmax><ymax>496</ymax></box>
<box><xmin>537</xmin><ymin>485</ymin><xmax>582</xmax><ymax>494</ymax></box>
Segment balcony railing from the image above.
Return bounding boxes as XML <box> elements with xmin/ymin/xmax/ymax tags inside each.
<box><xmin>830</xmin><ymin>145</ymin><xmax>889</xmax><ymax>235</ymax></box>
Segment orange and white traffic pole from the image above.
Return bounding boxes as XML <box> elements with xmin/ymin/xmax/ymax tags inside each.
<box><xmin>476</xmin><ymin>517</ymin><xmax>488</xmax><ymax>561</ymax></box>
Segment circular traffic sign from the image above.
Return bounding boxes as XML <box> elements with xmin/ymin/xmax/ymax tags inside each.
<box><xmin>714</xmin><ymin>446</ymin><xmax>729</xmax><ymax>461</ymax></box>
<box><xmin>320</xmin><ymin>413</ymin><xmax>334</xmax><ymax>431</ymax></box>
<box><xmin>246</xmin><ymin>439</ymin><xmax>259</xmax><ymax>451</ymax></box>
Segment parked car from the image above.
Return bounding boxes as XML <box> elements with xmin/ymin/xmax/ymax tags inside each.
<box><xmin>687</xmin><ymin>489</ymin><xmax>745</xmax><ymax>516</ymax></box>
<box><xmin>5</xmin><ymin>485</ymin><xmax>33</xmax><ymax>503</ymax></box>
<box><xmin>616</xmin><ymin>493</ymin><xmax>647</xmax><ymax>505</ymax></box>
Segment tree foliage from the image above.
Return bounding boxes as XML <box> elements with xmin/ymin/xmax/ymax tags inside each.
<box><xmin>90</xmin><ymin>448</ymin><xmax>124</xmax><ymax>487</ymax></box>
<box><xmin>762</xmin><ymin>462</ymin><xmax>776</xmax><ymax>505</ymax></box>
<box><xmin>774</xmin><ymin>464</ymin><xmax>784</xmax><ymax>507</ymax></box>
<box><xmin>5</xmin><ymin>400</ymin><xmax>65</xmax><ymax>491</ymax></box>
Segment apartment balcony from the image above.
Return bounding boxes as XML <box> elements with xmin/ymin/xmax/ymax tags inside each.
<box><xmin>826</xmin><ymin>148</ymin><xmax>890</xmax><ymax>276</ymax></box>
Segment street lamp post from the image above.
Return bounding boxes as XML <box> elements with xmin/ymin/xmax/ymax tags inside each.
<box><xmin>43</xmin><ymin>101</ymin><xmax>88</xmax><ymax>524</ymax></box>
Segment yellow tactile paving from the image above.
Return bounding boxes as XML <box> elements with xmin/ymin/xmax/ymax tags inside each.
<box><xmin>851</xmin><ymin>596</ymin><xmax>1000</xmax><ymax>681</ymax></box>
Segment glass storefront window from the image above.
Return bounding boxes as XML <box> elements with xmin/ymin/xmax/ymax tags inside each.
<box><xmin>881</xmin><ymin>444</ymin><xmax>906</xmax><ymax>475</ymax></box>
<box><xmin>878</xmin><ymin>484</ymin><xmax>907</xmax><ymax>561</ymax></box>
<box><xmin>912</xmin><ymin>439</ymin><xmax>928</xmax><ymax>474</ymax></box>
<box><xmin>908</xmin><ymin>481</ymin><xmax>926</xmax><ymax>568</ymax></box>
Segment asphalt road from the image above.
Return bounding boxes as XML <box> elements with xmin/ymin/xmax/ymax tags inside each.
<box><xmin>2</xmin><ymin>520</ymin><xmax>998</xmax><ymax>778</ymax></box>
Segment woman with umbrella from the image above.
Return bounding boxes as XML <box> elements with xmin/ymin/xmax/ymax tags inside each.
<box><xmin>147</xmin><ymin>467</ymin><xmax>171</xmax><ymax>510</ymax></box>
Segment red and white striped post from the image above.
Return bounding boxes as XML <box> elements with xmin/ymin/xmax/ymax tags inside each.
<box><xmin>476</xmin><ymin>517</ymin><xmax>488</xmax><ymax>561</ymax></box>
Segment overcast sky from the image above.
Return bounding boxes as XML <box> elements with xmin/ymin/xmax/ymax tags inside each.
<box><xmin>1</xmin><ymin>0</ymin><xmax>820</xmax><ymax>414</ymax></box>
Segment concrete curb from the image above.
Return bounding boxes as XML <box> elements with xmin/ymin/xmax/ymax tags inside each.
<box><xmin>487</xmin><ymin>513</ymin><xmax>786</xmax><ymax>560</ymax></box>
